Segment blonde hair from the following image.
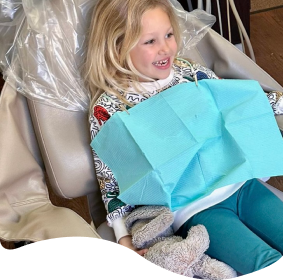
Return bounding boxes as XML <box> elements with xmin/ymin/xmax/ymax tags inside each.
<box><xmin>84</xmin><ymin>0</ymin><xmax>181</xmax><ymax>109</ymax></box>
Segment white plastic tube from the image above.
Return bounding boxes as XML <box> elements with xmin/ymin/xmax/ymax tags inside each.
<box><xmin>228</xmin><ymin>0</ymin><xmax>256</xmax><ymax>62</ymax></box>
<box><xmin>197</xmin><ymin>0</ymin><xmax>203</xmax><ymax>10</ymax></box>
<box><xmin>227</xmin><ymin>0</ymin><xmax>232</xmax><ymax>42</ymax></box>
<box><xmin>216</xmin><ymin>0</ymin><xmax>223</xmax><ymax>36</ymax></box>
<box><xmin>206</xmin><ymin>0</ymin><xmax>211</xmax><ymax>14</ymax></box>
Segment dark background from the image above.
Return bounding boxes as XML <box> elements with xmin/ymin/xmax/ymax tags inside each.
<box><xmin>178</xmin><ymin>0</ymin><xmax>250</xmax><ymax>44</ymax></box>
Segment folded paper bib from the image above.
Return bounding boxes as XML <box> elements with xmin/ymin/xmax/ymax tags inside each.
<box><xmin>91</xmin><ymin>80</ymin><xmax>283</xmax><ymax>211</ymax></box>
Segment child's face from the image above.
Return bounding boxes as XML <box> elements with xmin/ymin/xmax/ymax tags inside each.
<box><xmin>130</xmin><ymin>7</ymin><xmax>178</xmax><ymax>82</ymax></box>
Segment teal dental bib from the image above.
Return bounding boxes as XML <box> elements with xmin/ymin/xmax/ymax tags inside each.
<box><xmin>91</xmin><ymin>80</ymin><xmax>283</xmax><ymax>211</ymax></box>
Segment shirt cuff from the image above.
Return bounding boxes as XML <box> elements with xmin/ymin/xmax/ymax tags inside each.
<box><xmin>276</xmin><ymin>96</ymin><xmax>283</xmax><ymax>115</ymax></box>
<box><xmin>112</xmin><ymin>217</ymin><xmax>130</xmax><ymax>243</ymax></box>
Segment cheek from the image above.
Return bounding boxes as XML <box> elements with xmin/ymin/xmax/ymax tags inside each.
<box><xmin>137</xmin><ymin>50</ymin><xmax>155</xmax><ymax>68</ymax></box>
<box><xmin>129</xmin><ymin>49</ymin><xmax>136</xmax><ymax>62</ymax></box>
<box><xmin>171</xmin><ymin>41</ymin><xmax>178</xmax><ymax>54</ymax></box>
<box><xmin>131</xmin><ymin>47</ymin><xmax>148</xmax><ymax>61</ymax></box>
<box><xmin>143</xmin><ymin>51</ymin><xmax>155</xmax><ymax>63</ymax></box>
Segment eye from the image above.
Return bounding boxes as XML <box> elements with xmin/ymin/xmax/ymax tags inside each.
<box><xmin>166</xmin><ymin>32</ymin><xmax>174</xmax><ymax>39</ymax></box>
<box><xmin>144</xmin><ymin>39</ymin><xmax>155</xmax><ymax>45</ymax></box>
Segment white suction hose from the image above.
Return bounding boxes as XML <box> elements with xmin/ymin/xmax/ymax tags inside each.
<box><xmin>206</xmin><ymin>0</ymin><xmax>211</xmax><ymax>14</ymax></box>
<box><xmin>226</xmin><ymin>0</ymin><xmax>232</xmax><ymax>42</ymax></box>
<box><xmin>186</xmin><ymin>0</ymin><xmax>255</xmax><ymax>62</ymax></box>
<box><xmin>197</xmin><ymin>0</ymin><xmax>203</xmax><ymax>10</ymax></box>
<box><xmin>228</xmin><ymin>0</ymin><xmax>256</xmax><ymax>62</ymax></box>
<box><xmin>216</xmin><ymin>0</ymin><xmax>223</xmax><ymax>36</ymax></box>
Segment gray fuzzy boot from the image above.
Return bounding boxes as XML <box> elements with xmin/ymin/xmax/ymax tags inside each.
<box><xmin>125</xmin><ymin>205</ymin><xmax>175</xmax><ymax>249</ymax></box>
<box><xmin>191</xmin><ymin>254</ymin><xmax>237</xmax><ymax>280</ymax></box>
<box><xmin>125</xmin><ymin>206</ymin><xmax>237</xmax><ymax>279</ymax></box>
<box><xmin>144</xmin><ymin>225</ymin><xmax>210</xmax><ymax>277</ymax></box>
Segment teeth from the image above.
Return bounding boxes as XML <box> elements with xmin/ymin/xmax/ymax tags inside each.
<box><xmin>153</xmin><ymin>59</ymin><xmax>169</xmax><ymax>66</ymax></box>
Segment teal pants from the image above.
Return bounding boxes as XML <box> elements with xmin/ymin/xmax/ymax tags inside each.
<box><xmin>176</xmin><ymin>179</ymin><xmax>283</xmax><ymax>274</ymax></box>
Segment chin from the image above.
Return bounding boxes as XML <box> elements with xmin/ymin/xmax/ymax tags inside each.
<box><xmin>156</xmin><ymin>72</ymin><xmax>171</xmax><ymax>80</ymax></box>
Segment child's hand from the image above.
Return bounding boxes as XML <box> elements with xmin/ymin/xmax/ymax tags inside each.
<box><xmin>118</xmin><ymin>235</ymin><xmax>148</xmax><ymax>256</ymax></box>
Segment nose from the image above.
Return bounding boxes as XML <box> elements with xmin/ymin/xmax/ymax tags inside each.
<box><xmin>158</xmin><ymin>40</ymin><xmax>170</xmax><ymax>55</ymax></box>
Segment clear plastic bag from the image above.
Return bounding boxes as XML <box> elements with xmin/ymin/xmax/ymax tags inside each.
<box><xmin>170</xmin><ymin>0</ymin><xmax>216</xmax><ymax>57</ymax></box>
<box><xmin>0</xmin><ymin>0</ymin><xmax>215</xmax><ymax>111</ymax></box>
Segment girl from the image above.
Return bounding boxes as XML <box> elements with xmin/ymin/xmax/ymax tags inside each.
<box><xmin>85</xmin><ymin>0</ymin><xmax>283</xmax><ymax>275</ymax></box>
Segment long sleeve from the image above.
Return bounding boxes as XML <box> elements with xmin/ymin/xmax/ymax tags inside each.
<box><xmin>89</xmin><ymin>94</ymin><xmax>134</xmax><ymax>242</ymax></box>
<box><xmin>266</xmin><ymin>91</ymin><xmax>283</xmax><ymax>115</ymax></box>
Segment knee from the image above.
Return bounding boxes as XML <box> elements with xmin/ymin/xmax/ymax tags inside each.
<box><xmin>253</xmin><ymin>249</ymin><xmax>282</xmax><ymax>273</ymax></box>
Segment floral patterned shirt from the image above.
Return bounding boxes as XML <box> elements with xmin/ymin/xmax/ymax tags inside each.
<box><xmin>89</xmin><ymin>58</ymin><xmax>283</xmax><ymax>240</ymax></box>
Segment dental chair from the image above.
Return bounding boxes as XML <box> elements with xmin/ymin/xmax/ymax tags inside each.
<box><xmin>1</xmin><ymin>0</ymin><xmax>283</xmax><ymax>255</ymax></box>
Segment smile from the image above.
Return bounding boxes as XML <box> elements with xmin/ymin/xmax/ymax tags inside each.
<box><xmin>153</xmin><ymin>58</ymin><xmax>169</xmax><ymax>67</ymax></box>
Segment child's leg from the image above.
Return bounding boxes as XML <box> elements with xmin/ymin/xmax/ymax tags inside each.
<box><xmin>175</xmin><ymin>182</ymin><xmax>282</xmax><ymax>274</ymax></box>
<box><xmin>237</xmin><ymin>179</ymin><xmax>283</xmax><ymax>253</ymax></box>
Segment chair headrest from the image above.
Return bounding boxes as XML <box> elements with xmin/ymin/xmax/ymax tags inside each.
<box><xmin>0</xmin><ymin>0</ymin><xmax>215</xmax><ymax>111</ymax></box>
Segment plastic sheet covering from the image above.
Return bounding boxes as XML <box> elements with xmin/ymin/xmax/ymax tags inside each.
<box><xmin>170</xmin><ymin>0</ymin><xmax>216</xmax><ymax>57</ymax></box>
<box><xmin>0</xmin><ymin>0</ymin><xmax>215</xmax><ymax>111</ymax></box>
